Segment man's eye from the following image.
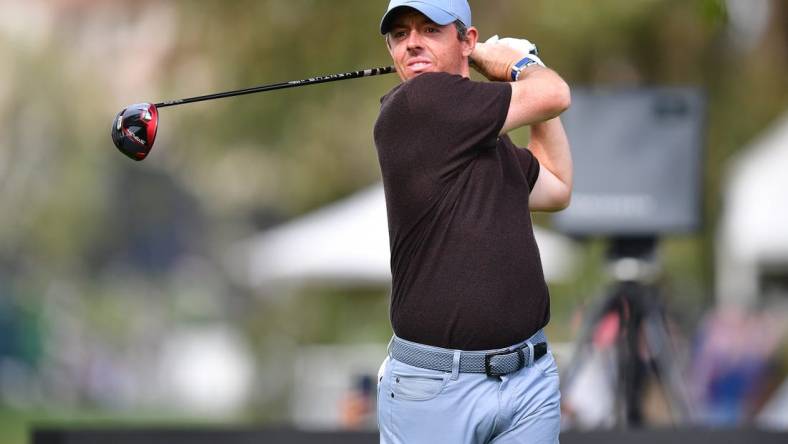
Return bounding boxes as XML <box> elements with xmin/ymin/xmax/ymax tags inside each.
<box><xmin>426</xmin><ymin>27</ymin><xmax>440</xmax><ymax>33</ymax></box>
<box><xmin>393</xmin><ymin>31</ymin><xmax>407</xmax><ymax>38</ymax></box>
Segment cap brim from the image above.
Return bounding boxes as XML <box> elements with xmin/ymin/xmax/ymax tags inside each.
<box><xmin>380</xmin><ymin>2</ymin><xmax>458</xmax><ymax>34</ymax></box>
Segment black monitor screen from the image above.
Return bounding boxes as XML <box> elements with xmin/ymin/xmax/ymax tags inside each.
<box><xmin>552</xmin><ymin>87</ymin><xmax>705</xmax><ymax>236</ymax></box>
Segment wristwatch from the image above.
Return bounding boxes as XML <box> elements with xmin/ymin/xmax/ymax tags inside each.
<box><xmin>511</xmin><ymin>56</ymin><xmax>541</xmax><ymax>82</ymax></box>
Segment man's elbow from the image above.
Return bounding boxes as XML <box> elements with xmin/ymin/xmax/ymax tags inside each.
<box><xmin>557</xmin><ymin>79</ymin><xmax>572</xmax><ymax>113</ymax></box>
<box><xmin>549</xmin><ymin>78</ymin><xmax>571</xmax><ymax>117</ymax></box>
<box><xmin>555</xmin><ymin>186</ymin><xmax>572</xmax><ymax>211</ymax></box>
<box><xmin>535</xmin><ymin>184</ymin><xmax>572</xmax><ymax>213</ymax></box>
<box><xmin>533</xmin><ymin>75</ymin><xmax>571</xmax><ymax>121</ymax></box>
<box><xmin>549</xmin><ymin>185</ymin><xmax>572</xmax><ymax>211</ymax></box>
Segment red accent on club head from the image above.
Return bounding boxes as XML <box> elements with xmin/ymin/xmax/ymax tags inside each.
<box><xmin>144</xmin><ymin>103</ymin><xmax>159</xmax><ymax>156</ymax></box>
<box><xmin>111</xmin><ymin>102</ymin><xmax>159</xmax><ymax>161</ymax></box>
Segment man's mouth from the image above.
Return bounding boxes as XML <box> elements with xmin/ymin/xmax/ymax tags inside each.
<box><xmin>407</xmin><ymin>59</ymin><xmax>432</xmax><ymax>72</ymax></box>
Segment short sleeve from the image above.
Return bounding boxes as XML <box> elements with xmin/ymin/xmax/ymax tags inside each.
<box><xmin>515</xmin><ymin>145</ymin><xmax>541</xmax><ymax>190</ymax></box>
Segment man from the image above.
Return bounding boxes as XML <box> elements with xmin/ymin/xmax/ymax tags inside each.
<box><xmin>374</xmin><ymin>0</ymin><xmax>572</xmax><ymax>443</ymax></box>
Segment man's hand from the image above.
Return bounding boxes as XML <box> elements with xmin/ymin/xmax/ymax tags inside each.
<box><xmin>471</xmin><ymin>36</ymin><xmax>544</xmax><ymax>82</ymax></box>
<box><xmin>487</xmin><ymin>35</ymin><xmax>540</xmax><ymax>57</ymax></box>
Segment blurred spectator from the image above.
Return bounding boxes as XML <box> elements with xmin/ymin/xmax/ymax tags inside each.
<box><xmin>339</xmin><ymin>374</ymin><xmax>375</xmax><ymax>430</ymax></box>
<box><xmin>691</xmin><ymin>307</ymin><xmax>788</xmax><ymax>425</ymax></box>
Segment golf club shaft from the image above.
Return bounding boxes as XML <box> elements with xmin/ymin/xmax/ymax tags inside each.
<box><xmin>155</xmin><ymin>66</ymin><xmax>396</xmax><ymax>108</ymax></box>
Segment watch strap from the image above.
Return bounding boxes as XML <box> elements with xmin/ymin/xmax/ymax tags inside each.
<box><xmin>511</xmin><ymin>54</ymin><xmax>545</xmax><ymax>81</ymax></box>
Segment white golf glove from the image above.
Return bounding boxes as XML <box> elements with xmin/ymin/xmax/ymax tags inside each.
<box><xmin>485</xmin><ymin>35</ymin><xmax>545</xmax><ymax>67</ymax></box>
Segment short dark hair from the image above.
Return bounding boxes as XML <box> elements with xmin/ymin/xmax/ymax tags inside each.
<box><xmin>385</xmin><ymin>19</ymin><xmax>470</xmax><ymax>48</ymax></box>
<box><xmin>453</xmin><ymin>20</ymin><xmax>469</xmax><ymax>42</ymax></box>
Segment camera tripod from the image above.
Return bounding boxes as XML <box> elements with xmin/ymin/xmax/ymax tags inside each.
<box><xmin>561</xmin><ymin>236</ymin><xmax>694</xmax><ymax>427</ymax></box>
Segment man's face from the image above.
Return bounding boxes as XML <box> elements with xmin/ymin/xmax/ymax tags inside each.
<box><xmin>386</xmin><ymin>9</ymin><xmax>477</xmax><ymax>82</ymax></box>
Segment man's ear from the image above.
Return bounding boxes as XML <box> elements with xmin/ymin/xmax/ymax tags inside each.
<box><xmin>463</xmin><ymin>26</ymin><xmax>479</xmax><ymax>57</ymax></box>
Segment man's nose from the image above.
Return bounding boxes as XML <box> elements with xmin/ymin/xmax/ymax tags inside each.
<box><xmin>405</xmin><ymin>30</ymin><xmax>423</xmax><ymax>51</ymax></box>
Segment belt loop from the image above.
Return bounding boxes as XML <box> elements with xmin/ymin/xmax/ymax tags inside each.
<box><xmin>387</xmin><ymin>336</ymin><xmax>395</xmax><ymax>357</ymax></box>
<box><xmin>451</xmin><ymin>350</ymin><xmax>461</xmax><ymax>380</ymax></box>
<box><xmin>525</xmin><ymin>341</ymin><xmax>535</xmax><ymax>367</ymax></box>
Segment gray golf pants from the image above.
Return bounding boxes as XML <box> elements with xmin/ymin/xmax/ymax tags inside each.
<box><xmin>377</xmin><ymin>332</ymin><xmax>561</xmax><ymax>443</ymax></box>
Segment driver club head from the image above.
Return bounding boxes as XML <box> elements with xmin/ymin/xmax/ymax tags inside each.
<box><xmin>111</xmin><ymin>103</ymin><xmax>159</xmax><ymax>161</ymax></box>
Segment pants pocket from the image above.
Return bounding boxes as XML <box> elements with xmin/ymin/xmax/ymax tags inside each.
<box><xmin>390</xmin><ymin>361</ymin><xmax>449</xmax><ymax>401</ymax></box>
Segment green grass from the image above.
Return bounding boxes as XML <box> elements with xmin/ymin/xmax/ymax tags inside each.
<box><xmin>0</xmin><ymin>408</ymin><xmax>30</xmax><ymax>444</ymax></box>
<box><xmin>1</xmin><ymin>408</ymin><xmax>243</xmax><ymax>444</ymax></box>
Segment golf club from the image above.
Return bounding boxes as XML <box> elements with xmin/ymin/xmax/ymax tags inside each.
<box><xmin>111</xmin><ymin>66</ymin><xmax>396</xmax><ymax>161</ymax></box>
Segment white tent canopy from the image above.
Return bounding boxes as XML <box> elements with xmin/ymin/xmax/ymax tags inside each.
<box><xmin>232</xmin><ymin>183</ymin><xmax>578</xmax><ymax>288</ymax></box>
<box><xmin>717</xmin><ymin>112</ymin><xmax>788</xmax><ymax>305</ymax></box>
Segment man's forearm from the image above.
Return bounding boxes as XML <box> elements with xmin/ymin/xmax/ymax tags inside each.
<box><xmin>529</xmin><ymin>117</ymin><xmax>572</xmax><ymax>189</ymax></box>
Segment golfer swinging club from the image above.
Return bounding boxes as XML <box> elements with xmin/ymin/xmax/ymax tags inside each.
<box><xmin>374</xmin><ymin>0</ymin><xmax>572</xmax><ymax>442</ymax></box>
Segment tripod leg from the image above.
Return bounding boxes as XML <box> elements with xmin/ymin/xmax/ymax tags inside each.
<box><xmin>618</xmin><ymin>291</ymin><xmax>648</xmax><ymax>426</ymax></box>
<box><xmin>560</xmin><ymin>292</ymin><xmax>622</xmax><ymax>428</ymax></box>
<box><xmin>640</xmin><ymin>302</ymin><xmax>694</xmax><ymax>423</ymax></box>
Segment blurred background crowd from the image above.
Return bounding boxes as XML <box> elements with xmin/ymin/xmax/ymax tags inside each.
<box><xmin>0</xmin><ymin>0</ymin><xmax>786</xmax><ymax>443</ymax></box>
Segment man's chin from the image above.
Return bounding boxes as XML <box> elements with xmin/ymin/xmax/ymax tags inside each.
<box><xmin>405</xmin><ymin>68</ymin><xmax>435</xmax><ymax>80</ymax></box>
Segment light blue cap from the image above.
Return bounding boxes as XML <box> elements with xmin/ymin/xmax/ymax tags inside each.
<box><xmin>380</xmin><ymin>0</ymin><xmax>472</xmax><ymax>34</ymax></box>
